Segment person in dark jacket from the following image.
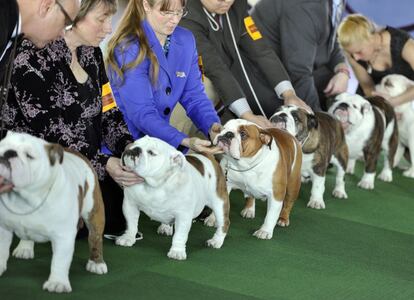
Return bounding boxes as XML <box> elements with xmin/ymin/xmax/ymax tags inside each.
<box><xmin>251</xmin><ymin>0</ymin><xmax>349</xmax><ymax>111</ymax></box>
<box><xmin>179</xmin><ymin>0</ymin><xmax>310</xmax><ymax>128</ymax></box>
<box><xmin>0</xmin><ymin>0</ymin><xmax>80</xmax><ymax>193</ymax></box>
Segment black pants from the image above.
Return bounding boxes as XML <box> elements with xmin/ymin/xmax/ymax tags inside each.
<box><xmin>100</xmin><ymin>176</ymin><xmax>126</xmax><ymax>234</ymax></box>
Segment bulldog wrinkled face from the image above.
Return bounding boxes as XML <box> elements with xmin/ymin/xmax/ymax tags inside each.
<box><xmin>0</xmin><ymin>132</ymin><xmax>59</xmax><ymax>189</ymax></box>
<box><xmin>121</xmin><ymin>136</ymin><xmax>185</xmax><ymax>182</ymax></box>
<box><xmin>270</xmin><ymin>105</ymin><xmax>317</xmax><ymax>143</ymax></box>
<box><xmin>377</xmin><ymin>74</ymin><xmax>413</xmax><ymax>98</ymax></box>
<box><xmin>328</xmin><ymin>93</ymin><xmax>372</xmax><ymax>132</ymax></box>
<box><xmin>213</xmin><ymin>119</ymin><xmax>271</xmax><ymax>159</ymax></box>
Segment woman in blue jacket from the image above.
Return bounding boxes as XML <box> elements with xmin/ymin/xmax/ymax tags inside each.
<box><xmin>106</xmin><ymin>0</ymin><xmax>221</xmax><ymax>153</ymax></box>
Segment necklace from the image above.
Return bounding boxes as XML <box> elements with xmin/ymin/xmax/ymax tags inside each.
<box><xmin>367</xmin><ymin>32</ymin><xmax>383</xmax><ymax>74</ymax></box>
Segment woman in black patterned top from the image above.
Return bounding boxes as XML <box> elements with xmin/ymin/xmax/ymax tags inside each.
<box><xmin>337</xmin><ymin>14</ymin><xmax>414</xmax><ymax>107</ymax></box>
<box><xmin>4</xmin><ymin>0</ymin><xmax>141</xmax><ymax>233</ymax></box>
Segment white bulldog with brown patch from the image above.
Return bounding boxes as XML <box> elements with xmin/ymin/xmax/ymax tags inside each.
<box><xmin>270</xmin><ymin>106</ymin><xmax>349</xmax><ymax>209</ymax></box>
<box><xmin>0</xmin><ymin>132</ymin><xmax>107</xmax><ymax>293</ymax></box>
<box><xmin>116</xmin><ymin>136</ymin><xmax>229</xmax><ymax>260</ymax></box>
<box><xmin>376</xmin><ymin>74</ymin><xmax>414</xmax><ymax>177</ymax></box>
<box><xmin>214</xmin><ymin>119</ymin><xmax>302</xmax><ymax>239</ymax></box>
<box><xmin>328</xmin><ymin>93</ymin><xmax>398</xmax><ymax>189</ymax></box>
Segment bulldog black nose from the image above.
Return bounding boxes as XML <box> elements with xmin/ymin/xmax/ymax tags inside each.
<box><xmin>384</xmin><ymin>79</ymin><xmax>393</xmax><ymax>87</ymax></box>
<box><xmin>3</xmin><ymin>150</ymin><xmax>17</xmax><ymax>160</ymax></box>
<box><xmin>121</xmin><ymin>147</ymin><xmax>142</xmax><ymax>166</ymax></box>
<box><xmin>270</xmin><ymin>113</ymin><xmax>286</xmax><ymax>123</ymax></box>
<box><xmin>337</xmin><ymin>102</ymin><xmax>349</xmax><ymax>110</ymax></box>
<box><xmin>224</xmin><ymin>131</ymin><xmax>235</xmax><ymax>139</ymax></box>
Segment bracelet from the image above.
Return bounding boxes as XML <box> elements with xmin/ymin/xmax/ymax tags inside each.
<box><xmin>336</xmin><ymin>67</ymin><xmax>350</xmax><ymax>78</ymax></box>
<box><xmin>189</xmin><ymin>137</ymin><xmax>197</xmax><ymax>150</ymax></box>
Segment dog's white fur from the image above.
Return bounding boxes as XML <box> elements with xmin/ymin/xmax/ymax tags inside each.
<box><xmin>214</xmin><ymin>119</ymin><xmax>302</xmax><ymax>239</ymax></box>
<box><xmin>328</xmin><ymin>93</ymin><xmax>396</xmax><ymax>189</ymax></box>
<box><xmin>116</xmin><ymin>136</ymin><xmax>229</xmax><ymax>260</ymax></box>
<box><xmin>376</xmin><ymin>74</ymin><xmax>414</xmax><ymax>177</ymax></box>
<box><xmin>0</xmin><ymin>132</ymin><xmax>107</xmax><ymax>293</ymax></box>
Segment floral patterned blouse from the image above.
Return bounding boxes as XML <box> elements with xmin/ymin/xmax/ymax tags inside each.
<box><xmin>3</xmin><ymin>38</ymin><xmax>133</xmax><ymax>180</ymax></box>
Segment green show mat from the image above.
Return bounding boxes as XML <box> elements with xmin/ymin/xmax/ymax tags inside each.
<box><xmin>1</xmin><ymin>161</ymin><xmax>413</xmax><ymax>299</ymax></box>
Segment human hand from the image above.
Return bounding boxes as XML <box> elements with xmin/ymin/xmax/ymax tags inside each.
<box><xmin>283</xmin><ymin>94</ymin><xmax>313</xmax><ymax>113</ymax></box>
<box><xmin>324</xmin><ymin>72</ymin><xmax>349</xmax><ymax>97</ymax></box>
<box><xmin>183</xmin><ymin>137</ymin><xmax>223</xmax><ymax>154</ymax></box>
<box><xmin>106</xmin><ymin>157</ymin><xmax>144</xmax><ymax>187</ymax></box>
<box><xmin>0</xmin><ymin>176</ymin><xmax>13</xmax><ymax>193</ymax></box>
<box><xmin>240</xmin><ymin>111</ymin><xmax>273</xmax><ymax>128</ymax></box>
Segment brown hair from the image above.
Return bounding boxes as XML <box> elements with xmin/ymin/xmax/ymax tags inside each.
<box><xmin>105</xmin><ymin>0</ymin><xmax>186</xmax><ymax>86</ymax></box>
<box><xmin>337</xmin><ymin>14</ymin><xmax>381</xmax><ymax>49</ymax></box>
<box><xmin>73</xmin><ymin>0</ymin><xmax>118</xmax><ymax>24</ymax></box>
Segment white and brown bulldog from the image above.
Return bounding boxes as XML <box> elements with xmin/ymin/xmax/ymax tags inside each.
<box><xmin>116</xmin><ymin>136</ymin><xmax>229</xmax><ymax>260</ymax></box>
<box><xmin>376</xmin><ymin>74</ymin><xmax>414</xmax><ymax>178</ymax></box>
<box><xmin>213</xmin><ymin>119</ymin><xmax>302</xmax><ymax>239</ymax></box>
<box><xmin>328</xmin><ymin>93</ymin><xmax>398</xmax><ymax>189</ymax></box>
<box><xmin>270</xmin><ymin>106</ymin><xmax>349</xmax><ymax>209</ymax></box>
<box><xmin>0</xmin><ymin>132</ymin><xmax>107</xmax><ymax>293</ymax></box>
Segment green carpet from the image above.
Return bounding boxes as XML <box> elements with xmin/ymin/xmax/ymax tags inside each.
<box><xmin>1</xmin><ymin>161</ymin><xmax>413</xmax><ymax>300</ymax></box>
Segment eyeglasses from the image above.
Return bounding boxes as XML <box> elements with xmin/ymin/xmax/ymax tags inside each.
<box><xmin>56</xmin><ymin>0</ymin><xmax>75</xmax><ymax>31</ymax></box>
<box><xmin>159</xmin><ymin>8</ymin><xmax>188</xmax><ymax>18</ymax></box>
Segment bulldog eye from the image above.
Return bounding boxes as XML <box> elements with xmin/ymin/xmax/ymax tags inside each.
<box><xmin>25</xmin><ymin>152</ymin><xmax>34</xmax><ymax>159</ymax></box>
<box><xmin>147</xmin><ymin>150</ymin><xmax>156</xmax><ymax>156</ymax></box>
<box><xmin>353</xmin><ymin>104</ymin><xmax>357</xmax><ymax>109</ymax></box>
<box><xmin>240</xmin><ymin>131</ymin><xmax>248</xmax><ymax>140</ymax></box>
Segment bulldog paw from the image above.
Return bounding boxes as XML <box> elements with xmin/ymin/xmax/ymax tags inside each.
<box><xmin>378</xmin><ymin>170</ymin><xmax>393</xmax><ymax>182</ymax></box>
<box><xmin>307</xmin><ymin>198</ymin><xmax>326</xmax><ymax>209</ymax></box>
<box><xmin>240</xmin><ymin>207</ymin><xmax>255</xmax><ymax>219</ymax></box>
<box><xmin>403</xmin><ymin>168</ymin><xmax>414</xmax><ymax>178</ymax></box>
<box><xmin>167</xmin><ymin>248</ymin><xmax>187</xmax><ymax>260</ymax></box>
<box><xmin>203</xmin><ymin>213</ymin><xmax>216</xmax><ymax>227</ymax></box>
<box><xmin>43</xmin><ymin>279</ymin><xmax>72</xmax><ymax>293</ymax></box>
<box><xmin>332</xmin><ymin>189</ymin><xmax>348</xmax><ymax>199</ymax></box>
<box><xmin>157</xmin><ymin>224</ymin><xmax>173</xmax><ymax>236</ymax></box>
<box><xmin>86</xmin><ymin>260</ymin><xmax>108</xmax><ymax>275</ymax></box>
<box><xmin>357</xmin><ymin>180</ymin><xmax>374</xmax><ymax>190</ymax></box>
<box><xmin>12</xmin><ymin>244</ymin><xmax>34</xmax><ymax>260</ymax></box>
<box><xmin>253</xmin><ymin>229</ymin><xmax>273</xmax><ymax>239</ymax></box>
<box><xmin>115</xmin><ymin>234</ymin><xmax>136</xmax><ymax>247</ymax></box>
<box><xmin>206</xmin><ymin>236</ymin><xmax>224</xmax><ymax>249</ymax></box>
<box><xmin>277</xmin><ymin>218</ymin><xmax>290</xmax><ymax>227</ymax></box>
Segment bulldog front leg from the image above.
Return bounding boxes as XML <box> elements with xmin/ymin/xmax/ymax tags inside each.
<box><xmin>116</xmin><ymin>196</ymin><xmax>140</xmax><ymax>247</ymax></box>
<box><xmin>307</xmin><ymin>173</ymin><xmax>326</xmax><ymax>210</ymax></box>
<box><xmin>12</xmin><ymin>239</ymin><xmax>34</xmax><ymax>259</ymax></box>
<box><xmin>43</xmin><ymin>235</ymin><xmax>76</xmax><ymax>293</ymax></box>
<box><xmin>168</xmin><ymin>217</ymin><xmax>192</xmax><ymax>260</ymax></box>
<box><xmin>0</xmin><ymin>227</ymin><xmax>13</xmax><ymax>276</ymax></box>
<box><xmin>403</xmin><ymin>140</ymin><xmax>414</xmax><ymax>178</ymax></box>
<box><xmin>253</xmin><ymin>197</ymin><xmax>283</xmax><ymax>239</ymax></box>
<box><xmin>206</xmin><ymin>196</ymin><xmax>229</xmax><ymax>249</ymax></box>
<box><xmin>240</xmin><ymin>196</ymin><xmax>255</xmax><ymax>218</ymax></box>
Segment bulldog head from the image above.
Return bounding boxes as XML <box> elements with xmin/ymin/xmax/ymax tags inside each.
<box><xmin>270</xmin><ymin>105</ymin><xmax>317</xmax><ymax>144</ymax></box>
<box><xmin>121</xmin><ymin>136</ymin><xmax>185</xmax><ymax>187</ymax></box>
<box><xmin>328</xmin><ymin>93</ymin><xmax>372</xmax><ymax>133</ymax></box>
<box><xmin>376</xmin><ymin>74</ymin><xmax>414</xmax><ymax>98</ymax></box>
<box><xmin>0</xmin><ymin>131</ymin><xmax>64</xmax><ymax>190</ymax></box>
<box><xmin>213</xmin><ymin>119</ymin><xmax>272</xmax><ymax>160</ymax></box>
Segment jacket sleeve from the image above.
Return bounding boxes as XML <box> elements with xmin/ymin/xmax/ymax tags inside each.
<box><xmin>179</xmin><ymin>18</ymin><xmax>247</xmax><ymax>107</ymax></box>
<box><xmin>113</xmin><ymin>44</ymin><xmax>187</xmax><ymax>148</ymax></box>
<box><xmin>179</xmin><ymin>37</ymin><xmax>220</xmax><ymax>137</ymax></box>
<box><xmin>237</xmin><ymin>6</ymin><xmax>290</xmax><ymax>91</ymax></box>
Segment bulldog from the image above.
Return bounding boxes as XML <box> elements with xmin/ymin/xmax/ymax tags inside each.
<box><xmin>0</xmin><ymin>132</ymin><xmax>107</xmax><ymax>293</ymax></box>
<box><xmin>376</xmin><ymin>74</ymin><xmax>414</xmax><ymax>177</ymax></box>
<box><xmin>270</xmin><ymin>106</ymin><xmax>349</xmax><ymax>209</ymax></box>
<box><xmin>328</xmin><ymin>93</ymin><xmax>398</xmax><ymax>189</ymax></box>
<box><xmin>115</xmin><ymin>136</ymin><xmax>229</xmax><ymax>260</ymax></box>
<box><xmin>213</xmin><ymin>119</ymin><xmax>302</xmax><ymax>239</ymax></box>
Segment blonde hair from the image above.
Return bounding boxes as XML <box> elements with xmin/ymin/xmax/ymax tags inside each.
<box><xmin>105</xmin><ymin>0</ymin><xmax>186</xmax><ymax>86</ymax></box>
<box><xmin>337</xmin><ymin>14</ymin><xmax>380</xmax><ymax>49</ymax></box>
<box><xmin>73</xmin><ymin>0</ymin><xmax>117</xmax><ymax>25</ymax></box>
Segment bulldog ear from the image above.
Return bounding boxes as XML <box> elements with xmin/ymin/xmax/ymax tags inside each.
<box><xmin>307</xmin><ymin>114</ymin><xmax>318</xmax><ymax>129</ymax></box>
<box><xmin>170</xmin><ymin>151</ymin><xmax>185</xmax><ymax>169</ymax></box>
<box><xmin>259</xmin><ymin>130</ymin><xmax>273</xmax><ymax>148</ymax></box>
<box><xmin>45</xmin><ymin>143</ymin><xmax>64</xmax><ymax>166</ymax></box>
